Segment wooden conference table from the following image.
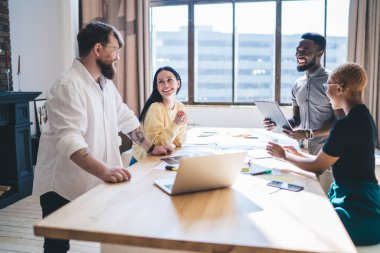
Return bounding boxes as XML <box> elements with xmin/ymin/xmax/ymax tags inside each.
<box><xmin>34</xmin><ymin>127</ymin><xmax>357</xmax><ymax>253</ymax></box>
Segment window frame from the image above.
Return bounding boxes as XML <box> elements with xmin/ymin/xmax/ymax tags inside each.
<box><xmin>150</xmin><ymin>0</ymin><xmax>329</xmax><ymax>106</ymax></box>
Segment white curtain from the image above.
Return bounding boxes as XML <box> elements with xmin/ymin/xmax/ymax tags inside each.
<box><xmin>347</xmin><ymin>0</ymin><xmax>380</xmax><ymax>147</ymax></box>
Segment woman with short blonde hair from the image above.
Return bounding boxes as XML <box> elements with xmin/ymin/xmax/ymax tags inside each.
<box><xmin>266</xmin><ymin>62</ymin><xmax>380</xmax><ymax>245</ymax></box>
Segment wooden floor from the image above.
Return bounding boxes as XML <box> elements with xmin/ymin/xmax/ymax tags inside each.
<box><xmin>0</xmin><ymin>195</ymin><xmax>100</xmax><ymax>253</ymax></box>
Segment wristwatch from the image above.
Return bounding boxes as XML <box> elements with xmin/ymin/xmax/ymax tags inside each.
<box><xmin>309</xmin><ymin>129</ymin><xmax>314</xmax><ymax>139</ymax></box>
<box><xmin>305</xmin><ymin>129</ymin><xmax>310</xmax><ymax>139</ymax></box>
<box><xmin>305</xmin><ymin>129</ymin><xmax>314</xmax><ymax>140</ymax></box>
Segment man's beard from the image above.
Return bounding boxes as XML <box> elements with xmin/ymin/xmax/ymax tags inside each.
<box><xmin>297</xmin><ymin>55</ymin><xmax>317</xmax><ymax>72</ymax></box>
<box><xmin>96</xmin><ymin>59</ymin><xmax>115</xmax><ymax>79</ymax></box>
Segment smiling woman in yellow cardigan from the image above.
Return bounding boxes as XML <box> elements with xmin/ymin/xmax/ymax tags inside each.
<box><xmin>130</xmin><ymin>66</ymin><xmax>188</xmax><ymax>165</ymax></box>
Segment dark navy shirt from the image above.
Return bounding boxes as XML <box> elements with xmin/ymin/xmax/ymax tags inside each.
<box><xmin>323</xmin><ymin>104</ymin><xmax>378</xmax><ymax>183</ymax></box>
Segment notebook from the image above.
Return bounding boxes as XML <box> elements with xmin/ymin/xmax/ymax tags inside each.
<box><xmin>255</xmin><ymin>100</ymin><xmax>293</xmax><ymax>133</ymax></box>
<box><xmin>154</xmin><ymin>152</ymin><xmax>247</xmax><ymax>195</ymax></box>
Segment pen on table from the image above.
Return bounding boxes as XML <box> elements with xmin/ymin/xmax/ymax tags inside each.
<box><xmin>241</xmin><ymin>167</ymin><xmax>271</xmax><ymax>175</ymax></box>
<box><xmin>165</xmin><ymin>165</ymin><xmax>178</xmax><ymax>171</ymax></box>
<box><xmin>251</xmin><ymin>170</ymin><xmax>272</xmax><ymax>176</ymax></box>
<box><xmin>244</xmin><ymin>136</ymin><xmax>258</xmax><ymax>139</ymax></box>
<box><xmin>233</xmin><ymin>133</ymin><xmax>258</xmax><ymax>139</ymax></box>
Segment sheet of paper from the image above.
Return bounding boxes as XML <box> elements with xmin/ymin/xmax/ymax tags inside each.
<box><xmin>247</xmin><ymin>149</ymin><xmax>272</xmax><ymax>159</ymax></box>
<box><xmin>241</xmin><ymin>161</ymin><xmax>272</xmax><ymax>175</ymax></box>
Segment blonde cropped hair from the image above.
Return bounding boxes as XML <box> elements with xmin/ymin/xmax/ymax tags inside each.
<box><xmin>330</xmin><ymin>62</ymin><xmax>368</xmax><ymax>93</ymax></box>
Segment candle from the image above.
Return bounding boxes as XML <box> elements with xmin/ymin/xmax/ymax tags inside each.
<box><xmin>5</xmin><ymin>51</ymin><xmax>10</xmax><ymax>69</ymax></box>
<box><xmin>17</xmin><ymin>55</ymin><xmax>20</xmax><ymax>75</ymax></box>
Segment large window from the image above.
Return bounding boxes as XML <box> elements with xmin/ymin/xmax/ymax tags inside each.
<box><xmin>150</xmin><ymin>0</ymin><xmax>349</xmax><ymax>105</ymax></box>
<box><xmin>151</xmin><ymin>5</ymin><xmax>188</xmax><ymax>101</ymax></box>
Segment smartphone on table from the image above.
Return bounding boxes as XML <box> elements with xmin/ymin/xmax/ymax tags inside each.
<box><xmin>267</xmin><ymin>180</ymin><xmax>304</xmax><ymax>192</ymax></box>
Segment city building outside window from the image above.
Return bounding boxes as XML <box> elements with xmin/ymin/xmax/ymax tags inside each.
<box><xmin>150</xmin><ymin>0</ymin><xmax>349</xmax><ymax>105</ymax></box>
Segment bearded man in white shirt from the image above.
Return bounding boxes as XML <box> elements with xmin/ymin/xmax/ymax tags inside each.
<box><xmin>33</xmin><ymin>21</ymin><xmax>173</xmax><ymax>253</ymax></box>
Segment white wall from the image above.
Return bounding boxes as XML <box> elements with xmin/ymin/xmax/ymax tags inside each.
<box><xmin>9</xmin><ymin>0</ymin><xmax>78</xmax><ymax>97</ymax></box>
<box><xmin>9</xmin><ymin>0</ymin><xmax>79</xmax><ymax>134</ymax></box>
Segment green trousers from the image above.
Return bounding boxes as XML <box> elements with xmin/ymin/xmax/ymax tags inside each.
<box><xmin>328</xmin><ymin>181</ymin><xmax>380</xmax><ymax>246</ymax></box>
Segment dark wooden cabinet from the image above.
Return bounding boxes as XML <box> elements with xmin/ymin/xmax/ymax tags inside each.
<box><xmin>0</xmin><ymin>91</ymin><xmax>41</xmax><ymax>208</ymax></box>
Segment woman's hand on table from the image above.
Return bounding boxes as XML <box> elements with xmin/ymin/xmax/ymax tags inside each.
<box><xmin>151</xmin><ymin>145</ymin><xmax>173</xmax><ymax>156</ymax></box>
<box><xmin>266</xmin><ymin>141</ymin><xmax>286</xmax><ymax>160</ymax></box>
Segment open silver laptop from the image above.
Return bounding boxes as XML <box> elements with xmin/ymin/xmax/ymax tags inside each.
<box><xmin>154</xmin><ymin>152</ymin><xmax>247</xmax><ymax>195</ymax></box>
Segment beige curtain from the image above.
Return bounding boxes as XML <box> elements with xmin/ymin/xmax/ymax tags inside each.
<box><xmin>347</xmin><ymin>0</ymin><xmax>380</xmax><ymax>147</ymax></box>
<box><xmin>81</xmin><ymin>0</ymin><xmax>151</xmax><ymax>115</ymax></box>
<box><xmin>81</xmin><ymin>0</ymin><xmax>151</xmax><ymax>151</ymax></box>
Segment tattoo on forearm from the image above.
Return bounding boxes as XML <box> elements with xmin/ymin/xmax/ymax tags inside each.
<box><xmin>128</xmin><ymin>127</ymin><xmax>145</xmax><ymax>145</ymax></box>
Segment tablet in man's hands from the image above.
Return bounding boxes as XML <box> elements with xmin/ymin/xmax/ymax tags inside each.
<box><xmin>255</xmin><ymin>100</ymin><xmax>293</xmax><ymax>133</ymax></box>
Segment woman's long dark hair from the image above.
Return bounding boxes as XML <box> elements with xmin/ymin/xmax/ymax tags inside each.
<box><xmin>139</xmin><ymin>66</ymin><xmax>182</xmax><ymax>123</ymax></box>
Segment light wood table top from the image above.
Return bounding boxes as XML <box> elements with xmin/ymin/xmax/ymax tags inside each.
<box><xmin>34</xmin><ymin>127</ymin><xmax>357</xmax><ymax>253</ymax></box>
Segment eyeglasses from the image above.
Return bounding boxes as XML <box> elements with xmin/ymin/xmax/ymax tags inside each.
<box><xmin>322</xmin><ymin>83</ymin><xmax>340</xmax><ymax>92</ymax></box>
<box><xmin>104</xmin><ymin>45</ymin><xmax>121</xmax><ymax>54</ymax></box>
